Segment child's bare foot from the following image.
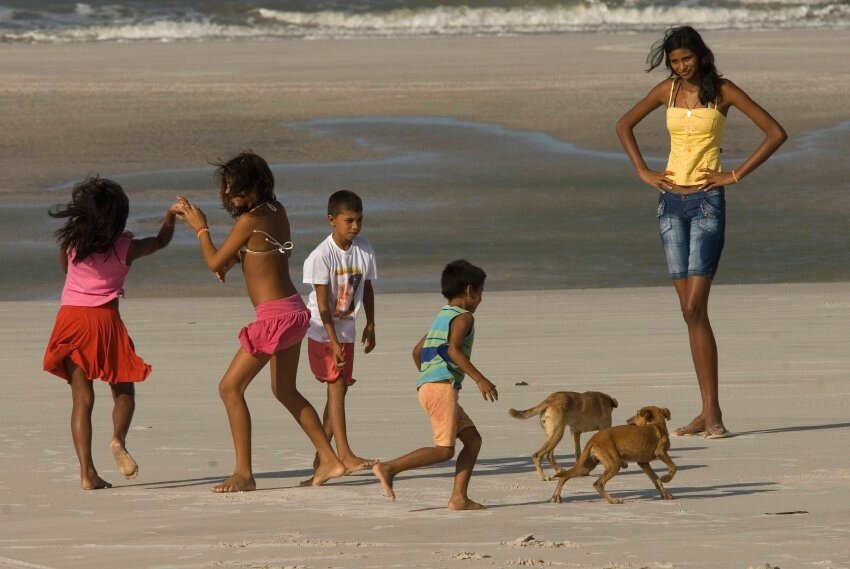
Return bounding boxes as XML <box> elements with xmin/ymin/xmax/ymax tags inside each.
<box><xmin>81</xmin><ymin>473</ymin><xmax>112</xmax><ymax>490</ymax></box>
<box><xmin>110</xmin><ymin>440</ymin><xmax>139</xmax><ymax>479</ymax></box>
<box><xmin>343</xmin><ymin>456</ymin><xmax>378</xmax><ymax>474</ymax></box>
<box><xmin>448</xmin><ymin>498</ymin><xmax>486</xmax><ymax>510</ymax></box>
<box><xmin>211</xmin><ymin>473</ymin><xmax>256</xmax><ymax>493</ymax></box>
<box><xmin>372</xmin><ymin>462</ymin><xmax>396</xmax><ymax>501</ymax></box>
<box><xmin>299</xmin><ymin>460</ymin><xmax>346</xmax><ymax>487</ymax></box>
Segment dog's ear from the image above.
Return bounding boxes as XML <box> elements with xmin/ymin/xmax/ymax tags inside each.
<box><xmin>640</xmin><ymin>408</ymin><xmax>653</xmax><ymax>420</ymax></box>
<box><xmin>661</xmin><ymin>407</ymin><xmax>671</xmax><ymax>420</ymax></box>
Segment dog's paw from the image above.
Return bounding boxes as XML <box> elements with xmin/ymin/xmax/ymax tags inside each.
<box><xmin>606</xmin><ymin>497</ymin><xmax>624</xmax><ymax>505</ymax></box>
<box><xmin>661</xmin><ymin>490</ymin><xmax>674</xmax><ymax>500</ymax></box>
<box><xmin>550</xmin><ymin>495</ymin><xmax>562</xmax><ymax>503</ymax></box>
<box><xmin>659</xmin><ymin>474</ymin><xmax>673</xmax><ymax>483</ymax></box>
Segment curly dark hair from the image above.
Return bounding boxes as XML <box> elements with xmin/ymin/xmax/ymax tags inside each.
<box><xmin>212</xmin><ymin>152</ymin><xmax>276</xmax><ymax>218</ymax></box>
<box><xmin>48</xmin><ymin>176</ymin><xmax>129</xmax><ymax>264</ymax></box>
<box><xmin>646</xmin><ymin>26</ymin><xmax>723</xmax><ymax>107</ymax></box>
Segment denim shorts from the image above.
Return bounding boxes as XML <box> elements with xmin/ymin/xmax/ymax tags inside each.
<box><xmin>657</xmin><ymin>188</ymin><xmax>725</xmax><ymax>280</ymax></box>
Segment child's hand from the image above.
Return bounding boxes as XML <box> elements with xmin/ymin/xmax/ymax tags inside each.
<box><xmin>178</xmin><ymin>199</ymin><xmax>208</xmax><ymax>231</ymax></box>
<box><xmin>361</xmin><ymin>323</ymin><xmax>376</xmax><ymax>354</ymax></box>
<box><xmin>475</xmin><ymin>378</ymin><xmax>498</xmax><ymax>402</ymax></box>
<box><xmin>168</xmin><ymin>201</ymin><xmax>185</xmax><ymax>217</ymax></box>
<box><xmin>332</xmin><ymin>343</ymin><xmax>347</xmax><ymax>369</ymax></box>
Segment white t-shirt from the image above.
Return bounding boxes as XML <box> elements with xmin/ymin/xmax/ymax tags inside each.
<box><xmin>303</xmin><ymin>235</ymin><xmax>377</xmax><ymax>343</ymax></box>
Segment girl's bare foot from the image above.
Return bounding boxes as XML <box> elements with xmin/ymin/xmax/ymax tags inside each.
<box><xmin>211</xmin><ymin>473</ymin><xmax>256</xmax><ymax>493</ymax></box>
<box><xmin>448</xmin><ymin>498</ymin><xmax>486</xmax><ymax>510</ymax></box>
<box><xmin>299</xmin><ymin>460</ymin><xmax>346</xmax><ymax>487</ymax></box>
<box><xmin>372</xmin><ymin>462</ymin><xmax>395</xmax><ymax>500</ymax></box>
<box><xmin>343</xmin><ymin>456</ymin><xmax>378</xmax><ymax>474</ymax></box>
<box><xmin>81</xmin><ymin>473</ymin><xmax>112</xmax><ymax>490</ymax></box>
<box><xmin>110</xmin><ymin>440</ymin><xmax>139</xmax><ymax>479</ymax></box>
<box><xmin>672</xmin><ymin>416</ymin><xmax>707</xmax><ymax>437</ymax></box>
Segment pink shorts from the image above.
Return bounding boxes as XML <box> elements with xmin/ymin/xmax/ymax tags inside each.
<box><xmin>308</xmin><ymin>338</ymin><xmax>356</xmax><ymax>386</ymax></box>
<box><xmin>238</xmin><ymin>295</ymin><xmax>310</xmax><ymax>356</ymax></box>
<box><xmin>417</xmin><ymin>381</ymin><xmax>475</xmax><ymax>447</ymax></box>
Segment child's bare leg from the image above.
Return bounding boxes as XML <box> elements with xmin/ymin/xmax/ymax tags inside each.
<box><xmin>212</xmin><ymin>349</ymin><xmax>269</xmax><ymax>493</ymax></box>
<box><xmin>372</xmin><ymin>446</ymin><xmax>454</xmax><ymax>501</ymax></box>
<box><xmin>312</xmin><ymin>400</ymin><xmax>333</xmax><ymax>470</ymax></box>
<box><xmin>326</xmin><ymin>379</ymin><xmax>375</xmax><ymax>472</ymax></box>
<box><xmin>448</xmin><ymin>427</ymin><xmax>485</xmax><ymax>510</ymax></box>
<box><xmin>269</xmin><ymin>343</ymin><xmax>345</xmax><ymax>486</ymax></box>
<box><xmin>67</xmin><ymin>360</ymin><xmax>111</xmax><ymax>490</ymax></box>
<box><xmin>108</xmin><ymin>382</ymin><xmax>138</xmax><ymax>479</ymax></box>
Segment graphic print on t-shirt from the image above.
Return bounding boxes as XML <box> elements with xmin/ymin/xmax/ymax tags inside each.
<box><xmin>333</xmin><ymin>269</ymin><xmax>362</xmax><ymax>319</ymax></box>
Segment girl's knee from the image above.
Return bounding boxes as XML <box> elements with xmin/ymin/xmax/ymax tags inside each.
<box><xmin>219</xmin><ymin>379</ymin><xmax>242</xmax><ymax>403</ymax></box>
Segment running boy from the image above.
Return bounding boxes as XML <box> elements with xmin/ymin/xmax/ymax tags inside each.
<box><xmin>373</xmin><ymin>260</ymin><xmax>498</xmax><ymax>510</ymax></box>
<box><xmin>303</xmin><ymin>190</ymin><xmax>377</xmax><ymax>473</ymax></box>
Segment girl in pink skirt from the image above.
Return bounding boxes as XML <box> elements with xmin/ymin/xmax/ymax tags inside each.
<box><xmin>44</xmin><ymin>176</ymin><xmax>183</xmax><ymax>489</ymax></box>
<box><xmin>178</xmin><ymin>152</ymin><xmax>345</xmax><ymax>492</ymax></box>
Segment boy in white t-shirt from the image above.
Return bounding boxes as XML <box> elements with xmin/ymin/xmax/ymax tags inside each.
<box><xmin>303</xmin><ymin>190</ymin><xmax>377</xmax><ymax>473</ymax></box>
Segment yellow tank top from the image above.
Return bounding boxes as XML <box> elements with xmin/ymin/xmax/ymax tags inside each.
<box><xmin>665</xmin><ymin>79</ymin><xmax>725</xmax><ymax>186</ymax></box>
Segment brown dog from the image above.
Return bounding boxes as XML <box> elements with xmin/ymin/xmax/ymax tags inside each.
<box><xmin>509</xmin><ymin>391</ymin><xmax>618</xmax><ymax>481</ymax></box>
<box><xmin>550</xmin><ymin>406</ymin><xmax>676</xmax><ymax>504</ymax></box>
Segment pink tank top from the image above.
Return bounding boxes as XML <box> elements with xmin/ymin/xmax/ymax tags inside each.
<box><xmin>61</xmin><ymin>236</ymin><xmax>132</xmax><ymax>307</ymax></box>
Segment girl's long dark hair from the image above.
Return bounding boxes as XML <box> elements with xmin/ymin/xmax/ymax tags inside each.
<box><xmin>213</xmin><ymin>152</ymin><xmax>276</xmax><ymax>218</ymax></box>
<box><xmin>646</xmin><ymin>26</ymin><xmax>723</xmax><ymax>106</ymax></box>
<box><xmin>49</xmin><ymin>176</ymin><xmax>129</xmax><ymax>264</ymax></box>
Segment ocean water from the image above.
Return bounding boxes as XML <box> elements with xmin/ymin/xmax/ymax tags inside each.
<box><xmin>1</xmin><ymin>0</ymin><xmax>848</xmax><ymax>43</ymax></box>
<box><xmin>3</xmin><ymin>116</ymin><xmax>849</xmax><ymax>300</ymax></box>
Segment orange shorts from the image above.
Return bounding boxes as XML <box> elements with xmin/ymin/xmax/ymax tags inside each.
<box><xmin>417</xmin><ymin>381</ymin><xmax>475</xmax><ymax>447</ymax></box>
<box><xmin>308</xmin><ymin>338</ymin><xmax>356</xmax><ymax>386</ymax></box>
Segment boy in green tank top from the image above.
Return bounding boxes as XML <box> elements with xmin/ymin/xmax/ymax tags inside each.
<box><xmin>372</xmin><ymin>260</ymin><xmax>498</xmax><ymax>510</ymax></box>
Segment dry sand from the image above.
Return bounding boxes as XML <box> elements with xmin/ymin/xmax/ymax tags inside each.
<box><xmin>1</xmin><ymin>283</ymin><xmax>849</xmax><ymax>569</ymax></box>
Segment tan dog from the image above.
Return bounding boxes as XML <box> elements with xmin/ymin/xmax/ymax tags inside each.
<box><xmin>509</xmin><ymin>391</ymin><xmax>618</xmax><ymax>481</ymax></box>
<box><xmin>550</xmin><ymin>406</ymin><xmax>676</xmax><ymax>504</ymax></box>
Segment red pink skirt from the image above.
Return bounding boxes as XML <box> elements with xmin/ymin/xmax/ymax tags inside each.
<box><xmin>43</xmin><ymin>304</ymin><xmax>151</xmax><ymax>383</ymax></box>
<box><xmin>238</xmin><ymin>294</ymin><xmax>310</xmax><ymax>356</ymax></box>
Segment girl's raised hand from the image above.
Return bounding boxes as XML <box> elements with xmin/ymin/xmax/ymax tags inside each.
<box><xmin>177</xmin><ymin>198</ymin><xmax>208</xmax><ymax>232</ymax></box>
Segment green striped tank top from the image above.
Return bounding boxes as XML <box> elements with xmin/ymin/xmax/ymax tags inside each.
<box><xmin>417</xmin><ymin>305</ymin><xmax>475</xmax><ymax>390</ymax></box>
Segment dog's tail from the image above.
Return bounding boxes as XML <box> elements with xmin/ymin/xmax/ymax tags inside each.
<box><xmin>508</xmin><ymin>401</ymin><xmax>549</xmax><ymax>419</ymax></box>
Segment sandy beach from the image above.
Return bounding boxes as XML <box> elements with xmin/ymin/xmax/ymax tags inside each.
<box><xmin>1</xmin><ymin>27</ymin><xmax>850</xmax><ymax>569</ymax></box>
<box><xmin>2</xmin><ymin>284</ymin><xmax>849</xmax><ymax>568</ymax></box>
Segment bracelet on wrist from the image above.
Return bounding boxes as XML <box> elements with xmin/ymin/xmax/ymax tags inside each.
<box><xmin>196</xmin><ymin>226</ymin><xmax>210</xmax><ymax>238</ymax></box>
<box><xmin>731</xmin><ymin>169</ymin><xmax>740</xmax><ymax>184</ymax></box>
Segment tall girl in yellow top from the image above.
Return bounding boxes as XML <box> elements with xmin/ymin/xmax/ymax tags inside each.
<box><xmin>177</xmin><ymin>152</ymin><xmax>346</xmax><ymax>492</ymax></box>
<box><xmin>616</xmin><ymin>26</ymin><xmax>787</xmax><ymax>439</ymax></box>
